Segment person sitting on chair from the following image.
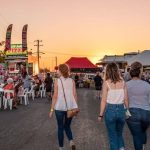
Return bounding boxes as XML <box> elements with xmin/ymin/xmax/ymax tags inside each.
<box><xmin>3</xmin><ymin>78</ymin><xmax>17</xmax><ymax>109</ymax></box>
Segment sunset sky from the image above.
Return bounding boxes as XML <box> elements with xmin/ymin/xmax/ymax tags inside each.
<box><xmin>0</xmin><ymin>0</ymin><xmax>150</xmax><ymax>70</ymax></box>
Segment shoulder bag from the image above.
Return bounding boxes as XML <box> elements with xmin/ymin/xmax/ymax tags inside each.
<box><xmin>60</xmin><ymin>78</ymin><xmax>80</xmax><ymax>118</ymax></box>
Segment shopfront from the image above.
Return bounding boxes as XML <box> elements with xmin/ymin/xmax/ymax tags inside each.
<box><xmin>5</xmin><ymin>44</ymin><xmax>28</xmax><ymax>75</ymax></box>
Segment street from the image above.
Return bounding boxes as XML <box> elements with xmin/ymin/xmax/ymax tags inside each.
<box><xmin>0</xmin><ymin>88</ymin><xmax>150</xmax><ymax>150</ymax></box>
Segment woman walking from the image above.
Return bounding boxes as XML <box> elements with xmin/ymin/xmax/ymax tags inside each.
<box><xmin>126</xmin><ymin>62</ymin><xmax>150</xmax><ymax>150</ymax></box>
<box><xmin>49</xmin><ymin>64</ymin><xmax>78</xmax><ymax>150</ymax></box>
<box><xmin>98</xmin><ymin>62</ymin><xmax>129</xmax><ymax>150</ymax></box>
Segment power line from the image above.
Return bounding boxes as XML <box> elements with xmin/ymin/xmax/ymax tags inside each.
<box><xmin>43</xmin><ymin>50</ymin><xmax>101</xmax><ymax>58</ymax></box>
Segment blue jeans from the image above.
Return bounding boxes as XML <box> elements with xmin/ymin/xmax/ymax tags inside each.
<box><xmin>55</xmin><ymin>110</ymin><xmax>73</xmax><ymax>147</ymax></box>
<box><xmin>105</xmin><ymin>104</ymin><xmax>126</xmax><ymax>150</ymax></box>
<box><xmin>126</xmin><ymin>108</ymin><xmax>150</xmax><ymax>150</ymax></box>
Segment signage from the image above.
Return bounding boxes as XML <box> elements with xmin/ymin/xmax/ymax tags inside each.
<box><xmin>6</xmin><ymin>44</ymin><xmax>27</xmax><ymax>56</ymax></box>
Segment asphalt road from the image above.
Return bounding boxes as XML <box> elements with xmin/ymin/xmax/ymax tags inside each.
<box><xmin>0</xmin><ymin>88</ymin><xmax>150</xmax><ymax>150</ymax></box>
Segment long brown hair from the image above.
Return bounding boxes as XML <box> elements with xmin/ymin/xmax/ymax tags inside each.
<box><xmin>58</xmin><ymin>64</ymin><xmax>70</xmax><ymax>78</ymax></box>
<box><xmin>105</xmin><ymin>62</ymin><xmax>122</xmax><ymax>83</ymax></box>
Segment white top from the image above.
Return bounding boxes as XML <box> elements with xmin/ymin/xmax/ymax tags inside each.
<box><xmin>106</xmin><ymin>81</ymin><xmax>125</xmax><ymax>104</ymax></box>
<box><xmin>55</xmin><ymin>77</ymin><xmax>78</xmax><ymax>111</ymax></box>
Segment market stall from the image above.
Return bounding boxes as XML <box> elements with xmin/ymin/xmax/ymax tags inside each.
<box><xmin>5</xmin><ymin>44</ymin><xmax>28</xmax><ymax>76</ymax></box>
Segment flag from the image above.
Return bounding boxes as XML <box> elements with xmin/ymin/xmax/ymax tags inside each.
<box><xmin>22</xmin><ymin>24</ymin><xmax>28</xmax><ymax>51</ymax></box>
<box><xmin>5</xmin><ymin>24</ymin><xmax>13</xmax><ymax>51</ymax></box>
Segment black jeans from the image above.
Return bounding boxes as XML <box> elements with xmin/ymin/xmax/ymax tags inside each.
<box><xmin>55</xmin><ymin>110</ymin><xmax>73</xmax><ymax>147</ymax></box>
<box><xmin>126</xmin><ymin>108</ymin><xmax>150</xmax><ymax>150</ymax></box>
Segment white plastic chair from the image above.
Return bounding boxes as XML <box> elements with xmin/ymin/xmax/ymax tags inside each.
<box><xmin>27</xmin><ymin>84</ymin><xmax>35</xmax><ymax>100</ymax></box>
<box><xmin>3</xmin><ymin>90</ymin><xmax>14</xmax><ymax>110</ymax></box>
<box><xmin>18</xmin><ymin>88</ymin><xmax>29</xmax><ymax>105</ymax></box>
<box><xmin>40</xmin><ymin>83</ymin><xmax>46</xmax><ymax>98</ymax></box>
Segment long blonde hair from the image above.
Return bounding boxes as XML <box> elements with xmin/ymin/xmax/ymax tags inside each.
<box><xmin>105</xmin><ymin>62</ymin><xmax>122</xmax><ymax>83</ymax></box>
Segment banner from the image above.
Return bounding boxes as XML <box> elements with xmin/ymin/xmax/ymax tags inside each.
<box><xmin>5</xmin><ymin>24</ymin><xmax>13</xmax><ymax>51</ymax></box>
<box><xmin>22</xmin><ymin>24</ymin><xmax>28</xmax><ymax>51</ymax></box>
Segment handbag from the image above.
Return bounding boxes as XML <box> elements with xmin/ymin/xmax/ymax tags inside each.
<box><xmin>125</xmin><ymin>109</ymin><xmax>132</xmax><ymax>119</ymax></box>
<box><xmin>60</xmin><ymin>78</ymin><xmax>80</xmax><ymax>118</ymax></box>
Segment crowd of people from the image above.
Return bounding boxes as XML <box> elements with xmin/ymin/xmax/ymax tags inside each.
<box><xmin>0</xmin><ymin>71</ymin><xmax>54</xmax><ymax>110</ymax></box>
<box><xmin>1</xmin><ymin>62</ymin><xmax>150</xmax><ymax>150</ymax></box>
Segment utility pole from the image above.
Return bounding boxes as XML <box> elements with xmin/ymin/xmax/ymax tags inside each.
<box><xmin>34</xmin><ymin>40</ymin><xmax>43</xmax><ymax>73</ymax></box>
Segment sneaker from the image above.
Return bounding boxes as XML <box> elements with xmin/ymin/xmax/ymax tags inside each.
<box><xmin>59</xmin><ymin>147</ymin><xmax>64</xmax><ymax>150</ymax></box>
<box><xmin>70</xmin><ymin>140</ymin><xmax>76</xmax><ymax>150</ymax></box>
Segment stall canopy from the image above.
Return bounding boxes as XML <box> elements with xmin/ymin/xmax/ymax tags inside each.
<box><xmin>66</xmin><ymin>57</ymin><xmax>97</xmax><ymax>69</ymax></box>
<box><xmin>127</xmin><ymin>50</ymin><xmax>150</xmax><ymax>66</ymax></box>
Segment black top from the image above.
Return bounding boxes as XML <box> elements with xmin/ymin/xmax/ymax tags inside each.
<box><xmin>94</xmin><ymin>75</ymin><xmax>103</xmax><ymax>87</ymax></box>
<box><xmin>44</xmin><ymin>77</ymin><xmax>53</xmax><ymax>91</ymax></box>
<box><xmin>75</xmin><ymin>75</ymin><xmax>79</xmax><ymax>80</ymax></box>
